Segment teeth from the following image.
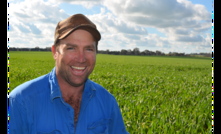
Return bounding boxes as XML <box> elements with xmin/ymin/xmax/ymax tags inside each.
<box><xmin>71</xmin><ymin>66</ymin><xmax>86</xmax><ymax>70</ymax></box>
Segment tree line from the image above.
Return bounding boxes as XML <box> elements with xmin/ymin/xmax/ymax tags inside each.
<box><xmin>9</xmin><ymin>47</ymin><xmax>211</xmax><ymax>57</ymax></box>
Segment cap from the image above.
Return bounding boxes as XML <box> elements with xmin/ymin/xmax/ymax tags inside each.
<box><xmin>54</xmin><ymin>14</ymin><xmax>101</xmax><ymax>44</ymax></box>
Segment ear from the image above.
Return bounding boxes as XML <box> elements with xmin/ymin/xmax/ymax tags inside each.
<box><xmin>51</xmin><ymin>45</ymin><xmax>58</xmax><ymax>60</ymax></box>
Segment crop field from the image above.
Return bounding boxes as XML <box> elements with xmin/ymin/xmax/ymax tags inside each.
<box><xmin>9</xmin><ymin>51</ymin><xmax>211</xmax><ymax>134</ymax></box>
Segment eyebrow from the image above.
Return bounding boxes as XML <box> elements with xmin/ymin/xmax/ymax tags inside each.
<box><xmin>65</xmin><ymin>43</ymin><xmax>95</xmax><ymax>48</ymax></box>
<box><xmin>65</xmin><ymin>43</ymin><xmax>77</xmax><ymax>47</ymax></box>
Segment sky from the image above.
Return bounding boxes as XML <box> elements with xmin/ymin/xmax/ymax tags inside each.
<box><xmin>8</xmin><ymin>0</ymin><xmax>213</xmax><ymax>54</ymax></box>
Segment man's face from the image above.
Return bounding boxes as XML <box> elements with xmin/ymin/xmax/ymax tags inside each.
<box><xmin>52</xmin><ymin>29</ymin><xmax>96</xmax><ymax>87</ymax></box>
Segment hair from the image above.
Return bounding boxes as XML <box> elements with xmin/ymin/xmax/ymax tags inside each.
<box><xmin>54</xmin><ymin>39</ymin><xmax>60</xmax><ymax>48</ymax></box>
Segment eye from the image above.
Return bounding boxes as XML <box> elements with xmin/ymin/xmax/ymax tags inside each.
<box><xmin>86</xmin><ymin>48</ymin><xmax>94</xmax><ymax>52</ymax></box>
<box><xmin>87</xmin><ymin>48</ymin><xmax>93</xmax><ymax>51</ymax></box>
<box><xmin>67</xmin><ymin>47</ymin><xmax>74</xmax><ymax>50</ymax></box>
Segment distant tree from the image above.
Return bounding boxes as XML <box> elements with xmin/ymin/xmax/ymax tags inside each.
<box><xmin>156</xmin><ymin>50</ymin><xmax>160</xmax><ymax>55</ymax></box>
<box><xmin>106</xmin><ymin>49</ymin><xmax>110</xmax><ymax>54</ymax></box>
<box><xmin>120</xmin><ymin>49</ymin><xmax>128</xmax><ymax>55</ymax></box>
<box><xmin>142</xmin><ymin>49</ymin><xmax>150</xmax><ymax>55</ymax></box>
<box><xmin>127</xmin><ymin>49</ymin><xmax>132</xmax><ymax>55</ymax></box>
<box><xmin>169</xmin><ymin>52</ymin><xmax>173</xmax><ymax>56</ymax></box>
<box><xmin>156</xmin><ymin>50</ymin><xmax>165</xmax><ymax>56</ymax></box>
<box><xmin>133</xmin><ymin>47</ymin><xmax>140</xmax><ymax>55</ymax></box>
<box><xmin>45</xmin><ymin>47</ymin><xmax>51</xmax><ymax>51</ymax></box>
<box><xmin>178</xmin><ymin>53</ymin><xmax>185</xmax><ymax>56</ymax></box>
<box><xmin>34</xmin><ymin>46</ymin><xmax>40</xmax><ymax>51</ymax></box>
<box><xmin>169</xmin><ymin>52</ymin><xmax>183</xmax><ymax>56</ymax></box>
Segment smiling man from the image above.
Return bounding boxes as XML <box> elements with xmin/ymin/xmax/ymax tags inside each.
<box><xmin>9</xmin><ymin>14</ymin><xmax>129</xmax><ymax>134</ymax></box>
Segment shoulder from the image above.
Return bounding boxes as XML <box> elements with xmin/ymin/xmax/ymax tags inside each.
<box><xmin>88</xmin><ymin>80</ymin><xmax>116</xmax><ymax>101</ymax></box>
<box><xmin>89</xmin><ymin>80</ymin><xmax>113</xmax><ymax>95</ymax></box>
<box><xmin>9</xmin><ymin>74</ymin><xmax>49</xmax><ymax>100</ymax></box>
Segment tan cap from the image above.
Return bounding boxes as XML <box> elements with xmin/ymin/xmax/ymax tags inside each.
<box><xmin>54</xmin><ymin>14</ymin><xmax>101</xmax><ymax>44</ymax></box>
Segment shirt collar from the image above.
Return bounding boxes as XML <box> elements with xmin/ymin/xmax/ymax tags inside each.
<box><xmin>49</xmin><ymin>67</ymin><xmax>62</xmax><ymax>102</ymax></box>
<box><xmin>83</xmin><ymin>79</ymin><xmax>96</xmax><ymax>98</ymax></box>
<box><xmin>49</xmin><ymin>67</ymin><xmax>96</xmax><ymax>102</ymax></box>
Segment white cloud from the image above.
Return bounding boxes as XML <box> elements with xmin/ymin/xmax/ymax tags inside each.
<box><xmin>47</xmin><ymin>0</ymin><xmax>103</xmax><ymax>8</ymax></box>
<box><xmin>101</xmin><ymin>0</ymin><xmax>210</xmax><ymax>46</ymax></box>
<box><xmin>74</xmin><ymin>0</ymin><xmax>210</xmax><ymax>52</ymax></box>
<box><xmin>9</xmin><ymin>0</ymin><xmax>69</xmax><ymax>48</ymax></box>
<box><xmin>8</xmin><ymin>0</ymin><xmax>211</xmax><ymax>53</ymax></box>
<box><xmin>85</xmin><ymin>12</ymin><xmax>153</xmax><ymax>51</ymax></box>
<box><xmin>88</xmin><ymin>12</ymin><xmax>147</xmax><ymax>35</ymax></box>
<box><xmin>176</xmin><ymin>34</ymin><xmax>204</xmax><ymax>42</ymax></box>
<box><xmin>103</xmin><ymin>0</ymin><xmax>210</xmax><ymax>28</ymax></box>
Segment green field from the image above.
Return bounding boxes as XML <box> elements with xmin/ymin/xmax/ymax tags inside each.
<box><xmin>9</xmin><ymin>51</ymin><xmax>211</xmax><ymax>134</ymax></box>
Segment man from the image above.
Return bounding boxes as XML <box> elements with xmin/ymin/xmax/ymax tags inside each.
<box><xmin>9</xmin><ymin>14</ymin><xmax>129</xmax><ymax>134</ymax></box>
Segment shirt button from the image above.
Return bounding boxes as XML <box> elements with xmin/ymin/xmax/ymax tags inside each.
<box><xmin>67</xmin><ymin>108</ymin><xmax>70</xmax><ymax>111</ymax></box>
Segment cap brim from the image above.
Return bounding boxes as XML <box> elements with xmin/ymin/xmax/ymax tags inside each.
<box><xmin>58</xmin><ymin>25</ymin><xmax>101</xmax><ymax>42</ymax></box>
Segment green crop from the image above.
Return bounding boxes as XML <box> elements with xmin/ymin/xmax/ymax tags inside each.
<box><xmin>9</xmin><ymin>51</ymin><xmax>211</xmax><ymax>134</ymax></box>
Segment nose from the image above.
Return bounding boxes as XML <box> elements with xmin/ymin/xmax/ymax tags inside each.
<box><xmin>75</xmin><ymin>50</ymin><xmax>86</xmax><ymax>63</ymax></box>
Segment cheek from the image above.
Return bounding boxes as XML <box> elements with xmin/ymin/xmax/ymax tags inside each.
<box><xmin>91</xmin><ymin>56</ymin><xmax>96</xmax><ymax>68</ymax></box>
<box><xmin>55</xmin><ymin>54</ymin><xmax>67</xmax><ymax>65</ymax></box>
<box><xmin>89</xmin><ymin>54</ymin><xmax>96</xmax><ymax>63</ymax></box>
<box><xmin>59</xmin><ymin>53</ymin><xmax>76</xmax><ymax>66</ymax></box>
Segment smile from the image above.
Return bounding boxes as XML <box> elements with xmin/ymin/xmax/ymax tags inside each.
<box><xmin>71</xmin><ymin>66</ymin><xmax>86</xmax><ymax>70</ymax></box>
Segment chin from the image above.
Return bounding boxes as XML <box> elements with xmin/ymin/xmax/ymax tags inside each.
<box><xmin>70</xmin><ymin>79</ymin><xmax>87</xmax><ymax>87</ymax></box>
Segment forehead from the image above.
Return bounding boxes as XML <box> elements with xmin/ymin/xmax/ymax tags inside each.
<box><xmin>63</xmin><ymin>43</ymin><xmax>96</xmax><ymax>48</ymax></box>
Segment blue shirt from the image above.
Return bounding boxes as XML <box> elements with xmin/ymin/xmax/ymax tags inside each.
<box><xmin>9</xmin><ymin>68</ymin><xmax>129</xmax><ymax>134</ymax></box>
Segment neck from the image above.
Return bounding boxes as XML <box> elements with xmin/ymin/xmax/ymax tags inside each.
<box><xmin>55</xmin><ymin>73</ymin><xmax>85</xmax><ymax>98</ymax></box>
<box><xmin>59</xmin><ymin>82</ymin><xmax>84</xmax><ymax>99</ymax></box>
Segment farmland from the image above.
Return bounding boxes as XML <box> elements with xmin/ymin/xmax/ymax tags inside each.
<box><xmin>9</xmin><ymin>51</ymin><xmax>211</xmax><ymax>133</ymax></box>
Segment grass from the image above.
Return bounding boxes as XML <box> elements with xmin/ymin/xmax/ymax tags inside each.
<box><xmin>9</xmin><ymin>51</ymin><xmax>211</xmax><ymax>134</ymax></box>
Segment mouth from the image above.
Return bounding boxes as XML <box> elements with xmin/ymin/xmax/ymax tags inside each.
<box><xmin>71</xmin><ymin>66</ymin><xmax>87</xmax><ymax>76</ymax></box>
<box><xmin>71</xmin><ymin>66</ymin><xmax>86</xmax><ymax>70</ymax></box>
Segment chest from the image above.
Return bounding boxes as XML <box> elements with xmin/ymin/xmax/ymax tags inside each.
<box><xmin>64</xmin><ymin>96</ymin><xmax>82</xmax><ymax>122</ymax></box>
<box><xmin>65</xmin><ymin>97</ymin><xmax>81</xmax><ymax>110</ymax></box>
<box><xmin>33</xmin><ymin>95</ymin><xmax>112</xmax><ymax>133</ymax></box>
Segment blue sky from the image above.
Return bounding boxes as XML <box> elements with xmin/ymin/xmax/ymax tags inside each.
<box><xmin>8</xmin><ymin>0</ymin><xmax>213</xmax><ymax>54</ymax></box>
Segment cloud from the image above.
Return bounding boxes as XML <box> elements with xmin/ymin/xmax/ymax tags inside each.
<box><xmin>8</xmin><ymin>0</ymin><xmax>211</xmax><ymax>53</ymax></box>
<box><xmin>103</xmin><ymin>0</ymin><xmax>210</xmax><ymax>28</ymax></box>
<box><xmin>9</xmin><ymin>0</ymin><xmax>70</xmax><ymax>47</ymax></box>
<box><xmin>10</xmin><ymin>0</ymin><xmax>69</xmax><ymax>23</ymax></box>
<box><xmin>16</xmin><ymin>23</ymin><xmax>31</xmax><ymax>33</ymax></box>
<box><xmin>83</xmin><ymin>12</ymin><xmax>153</xmax><ymax>51</ymax></box>
<box><xmin>14</xmin><ymin>12</ymin><xmax>31</xmax><ymax>18</ymax></box>
<box><xmin>47</xmin><ymin>0</ymin><xmax>103</xmax><ymax>8</ymax></box>
<box><xmin>176</xmin><ymin>35</ymin><xmax>204</xmax><ymax>42</ymax></box>
<box><xmin>89</xmin><ymin>12</ymin><xmax>147</xmax><ymax>35</ymax></box>
<box><xmin>71</xmin><ymin>0</ymin><xmax>210</xmax><ymax>53</ymax></box>
<box><xmin>101</xmin><ymin>0</ymin><xmax>210</xmax><ymax>50</ymax></box>
<box><xmin>174</xmin><ymin>29</ymin><xmax>190</xmax><ymax>35</ymax></box>
<box><xmin>27</xmin><ymin>23</ymin><xmax>42</xmax><ymax>35</ymax></box>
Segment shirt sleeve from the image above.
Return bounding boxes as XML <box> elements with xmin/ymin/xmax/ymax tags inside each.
<box><xmin>108</xmin><ymin>97</ymin><xmax>129</xmax><ymax>134</ymax></box>
<box><xmin>9</xmin><ymin>96</ymin><xmax>30</xmax><ymax>134</ymax></box>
